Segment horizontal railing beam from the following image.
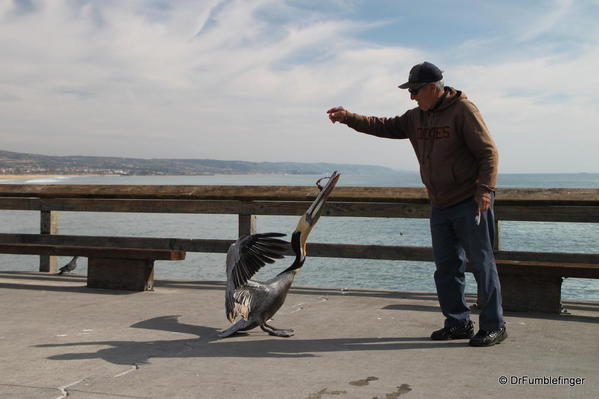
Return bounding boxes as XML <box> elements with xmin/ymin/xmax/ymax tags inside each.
<box><xmin>1</xmin><ymin>198</ymin><xmax>598</xmax><ymax>222</ymax></box>
<box><xmin>0</xmin><ymin>184</ymin><xmax>429</xmax><ymax>202</ymax></box>
<box><xmin>1</xmin><ymin>233</ymin><xmax>597</xmax><ymax>265</ymax></box>
<box><xmin>0</xmin><ymin>185</ymin><xmax>597</xmax><ymax>205</ymax></box>
<box><xmin>494</xmin><ymin>206</ymin><xmax>599</xmax><ymax>223</ymax></box>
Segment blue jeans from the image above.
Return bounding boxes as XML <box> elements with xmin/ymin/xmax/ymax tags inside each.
<box><xmin>430</xmin><ymin>195</ymin><xmax>504</xmax><ymax>331</ymax></box>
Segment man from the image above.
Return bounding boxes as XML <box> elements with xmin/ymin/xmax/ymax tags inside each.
<box><xmin>327</xmin><ymin>61</ymin><xmax>506</xmax><ymax>347</ymax></box>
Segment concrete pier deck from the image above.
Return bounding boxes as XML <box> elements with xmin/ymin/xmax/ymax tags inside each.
<box><xmin>0</xmin><ymin>271</ymin><xmax>597</xmax><ymax>399</ymax></box>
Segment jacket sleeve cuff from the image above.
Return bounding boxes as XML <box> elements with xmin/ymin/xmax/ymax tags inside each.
<box><xmin>341</xmin><ymin>112</ymin><xmax>357</xmax><ymax>125</ymax></box>
<box><xmin>476</xmin><ymin>185</ymin><xmax>494</xmax><ymax>199</ymax></box>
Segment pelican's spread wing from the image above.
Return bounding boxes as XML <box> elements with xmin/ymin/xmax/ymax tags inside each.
<box><xmin>225</xmin><ymin>232</ymin><xmax>288</xmax><ymax>321</ymax></box>
<box><xmin>227</xmin><ymin>232</ymin><xmax>288</xmax><ymax>288</ymax></box>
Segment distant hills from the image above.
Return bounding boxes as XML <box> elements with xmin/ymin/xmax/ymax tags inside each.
<box><xmin>0</xmin><ymin>149</ymin><xmax>398</xmax><ymax>176</ymax></box>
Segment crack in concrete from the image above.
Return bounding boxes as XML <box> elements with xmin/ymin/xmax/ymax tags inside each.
<box><xmin>64</xmin><ymin>389</ymin><xmax>150</xmax><ymax>398</ymax></box>
<box><xmin>55</xmin><ymin>378</ymin><xmax>84</xmax><ymax>399</ymax></box>
<box><xmin>113</xmin><ymin>364</ymin><xmax>140</xmax><ymax>378</ymax></box>
<box><xmin>52</xmin><ymin>375</ymin><xmax>151</xmax><ymax>399</ymax></box>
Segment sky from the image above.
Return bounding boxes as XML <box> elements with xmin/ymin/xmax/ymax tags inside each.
<box><xmin>1</xmin><ymin>0</ymin><xmax>598</xmax><ymax>173</ymax></box>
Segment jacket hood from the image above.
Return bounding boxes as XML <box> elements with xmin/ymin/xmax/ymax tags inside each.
<box><xmin>429</xmin><ymin>87</ymin><xmax>464</xmax><ymax>112</ymax></box>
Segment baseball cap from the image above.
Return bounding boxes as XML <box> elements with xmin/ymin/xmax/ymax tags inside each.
<box><xmin>398</xmin><ymin>62</ymin><xmax>443</xmax><ymax>89</ymax></box>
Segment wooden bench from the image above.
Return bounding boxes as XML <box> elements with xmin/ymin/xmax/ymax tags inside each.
<box><xmin>0</xmin><ymin>240</ymin><xmax>186</xmax><ymax>291</ymax></box>
<box><xmin>495</xmin><ymin>260</ymin><xmax>599</xmax><ymax>313</ymax></box>
<box><xmin>0</xmin><ymin>233</ymin><xmax>596</xmax><ymax>311</ymax></box>
<box><xmin>465</xmin><ymin>257</ymin><xmax>599</xmax><ymax>313</ymax></box>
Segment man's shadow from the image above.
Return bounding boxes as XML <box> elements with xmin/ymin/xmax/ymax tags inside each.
<box><xmin>36</xmin><ymin>315</ymin><xmax>466</xmax><ymax>366</ymax></box>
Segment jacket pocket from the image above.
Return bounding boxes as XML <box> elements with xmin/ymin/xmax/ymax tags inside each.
<box><xmin>433</xmin><ymin>163</ymin><xmax>456</xmax><ymax>190</ymax></box>
<box><xmin>451</xmin><ymin>155</ymin><xmax>477</xmax><ymax>185</ymax></box>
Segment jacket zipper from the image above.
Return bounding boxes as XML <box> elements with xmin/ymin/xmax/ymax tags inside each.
<box><xmin>426</xmin><ymin>111</ymin><xmax>437</xmax><ymax>202</ymax></box>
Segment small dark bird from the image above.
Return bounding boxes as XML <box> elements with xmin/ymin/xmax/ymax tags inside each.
<box><xmin>218</xmin><ymin>171</ymin><xmax>340</xmax><ymax>338</ymax></box>
<box><xmin>58</xmin><ymin>256</ymin><xmax>79</xmax><ymax>275</ymax></box>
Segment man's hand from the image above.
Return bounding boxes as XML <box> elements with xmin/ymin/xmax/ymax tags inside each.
<box><xmin>475</xmin><ymin>194</ymin><xmax>491</xmax><ymax>213</ymax></box>
<box><xmin>326</xmin><ymin>106</ymin><xmax>348</xmax><ymax>123</ymax></box>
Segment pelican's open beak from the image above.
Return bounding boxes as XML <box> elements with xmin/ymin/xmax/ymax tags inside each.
<box><xmin>293</xmin><ymin>171</ymin><xmax>341</xmax><ymax>255</ymax></box>
<box><xmin>305</xmin><ymin>170</ymin><xmax>340</xmax><ymax>226</ymax></box>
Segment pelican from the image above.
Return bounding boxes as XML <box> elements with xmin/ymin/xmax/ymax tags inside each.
<box><xmin>218</xmin><ymin>171</ymin><xmax>340</xmax><ymax>338</ymax></box>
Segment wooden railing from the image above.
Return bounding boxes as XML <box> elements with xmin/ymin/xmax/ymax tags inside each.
<box><xmin>0</xmin><ymin>184</ymin><xmax>598</xmax><ymax>272</ymax></box>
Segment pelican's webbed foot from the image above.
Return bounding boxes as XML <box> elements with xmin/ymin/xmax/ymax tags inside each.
<box><xmin>260</xmin><ymin>322</ymin><xmax>294</xmax><ymax>337</ymax></box>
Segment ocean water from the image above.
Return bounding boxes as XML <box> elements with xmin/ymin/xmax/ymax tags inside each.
<box><xmin>1</xmin><ymin>172</ymin><xmax>598</xmax><ymax>301</ymax></box>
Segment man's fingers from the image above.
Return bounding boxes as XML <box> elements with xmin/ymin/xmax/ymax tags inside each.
<box><xmin>326</xmin><ymin>107</ymin><xmax>346</xmax><ymax>124</ymax></box>
<box><xmin>477</xmin><ymin>198</ymin><xmax>491</xmax><ymax>212</ymax></box>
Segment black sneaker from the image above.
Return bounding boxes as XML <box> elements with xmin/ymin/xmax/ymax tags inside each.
<box><xmin>431</xmin><ymin>320</ymin><xmax>475</xmax><ymax>340</ymax></box>
<box><xmin>469</xmin><ymin>326</ymin><xmax>508</xmax><ymax>347</ymax></box>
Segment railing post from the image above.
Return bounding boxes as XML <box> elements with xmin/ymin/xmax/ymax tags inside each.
<box><xmin>238</xmin><ymin>214</ymin><xmax>256</xmax><ymax>237</ymax></box>
<box><xmin>40</xmin><ymin>210</ymin><xmax>60</xmax><ymax>272</ymax></box>
<box><xmin>494</xmin><ymin>220</ymin><xmax>501</xmax><ymax>250</ymax></box>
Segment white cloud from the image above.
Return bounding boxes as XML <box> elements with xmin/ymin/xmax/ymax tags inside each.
<box><xmin>518</xmin><ymin>0</ymin><xmax>574</xmax><ymax>42</ymax></box>
<box><xmin>449</xmin><ymin>44</ymin><xmax>599</xmax><ymax>172</ymax></box>
<box><xmin>0</xmin><ymin>0</ymin><xmax>597</xmax><ymax>173</ymax></box>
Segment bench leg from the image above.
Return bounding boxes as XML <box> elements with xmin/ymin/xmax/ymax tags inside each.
<box><xmin>87</xmin><ymin>258</ymin><xmax>155</xmax><ymax>291</ymax></box>
<box><xmin>499</xmin><ymin>271</ymin><xmax>563</xmax><ymax>313</ymax></box>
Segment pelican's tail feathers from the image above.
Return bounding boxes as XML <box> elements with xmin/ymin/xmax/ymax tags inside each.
<box><xmin>218</xmin><ymin>319</ymin><xmax>258</xmax><ymax>338</ymax></box>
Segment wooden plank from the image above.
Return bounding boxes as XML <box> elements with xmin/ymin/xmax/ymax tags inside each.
<box><xmin>0</xmin><ymin>234</ymin><xmax>598</xmax><ymax>266</ymax></box>
<box><xmin>496</xmin><ymin>260</ymin><xmax>599</xmax><ymax>279</ymax></box>
<box><xmin>40</xmin><ymin>210</ymin><xmax>59</xmax><ymax>235</ymax></box>
<box><xmin>239</xmin><ymin>214</ymin><xmax>256</xmax><ymax>237</ymax></box>
<box><xmin>0</xmin><ymin>185</ymin><xmax>597</xmax><ymax>205</ymax></box>
<box><xmin>6</xmin><ymin>198</ymin><xmax>434</xmax><ymax>219</ymax></box>
<box><xmin>87</xmin><ymin>258</ymin><xmax>154</xmax><ymax>291</ymax></box>
<box><xmin>495</xmin><ymin>188</ymin><xmax>599</xmax><ymax>206</ymax></box>
<box><xmin>499</xmin><ymin>272</ymin><xmax>563</xmax><ymax>313</ymax></box>
<box><xmin>0</xmin><ymin>233</ymin><xmax>232</xmax><ymax>253</ymax></box>
<box><xmin>306</xmin><ymin>243</ymin><xmax>434</xmax><ymax>261</ymax></box>
<box><xmin>39</xmin><ymin>210</ymin><xmax>60</xmax><ymax>273</ymax></box>
<box><xmin>495</xmin><ymin>205</ymin><xmax>599</xmax><ymax>222</ymax></box>
<box><xmin>0</xmin><ymin>234</ymin><xmax>434</xmax><ymax>260</ymax></box>
<box><xmin>0</xmin><ymin>197</ymin><xmax>41</xmax><ymax>211</ymax></box>
<box><xmin>0</xmin><ymin>243</ymin><xmax>186</xmax><ymax>260</ymax></box>
<box><xmin>0</xmin><ymin>184</ymin><xmax>427</xmax><ymax>202</ymax></box>
<box><xmin>2</xmin><ymin>197</ymin><xmax>597</xmax><ymax>222</ymax></box>
<box><xmin>325</xmin><ymin>202</ymin><xmax>432</xmax><ymax>218</ymax></box>
<box><xmin>495</xmin><ymin>251</ymin><xmax>599</xmax><ymax>264</ymax></box>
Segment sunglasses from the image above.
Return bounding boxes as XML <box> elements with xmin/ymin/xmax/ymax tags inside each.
<box><xmin>408</xmin><ymin>82</ymin><xmax>429</xmax><ymax>95</ymax></box>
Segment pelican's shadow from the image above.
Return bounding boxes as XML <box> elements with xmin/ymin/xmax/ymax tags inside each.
<box><xmin>36</xmin><ymin>315</ymin><xmax>466</xmax><ymax>365</ymax></box>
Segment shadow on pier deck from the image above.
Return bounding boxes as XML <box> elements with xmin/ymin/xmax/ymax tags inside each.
<box><xmin>1</xmin><ymin>272</ymin><xmax>597</xmax><ymax>399</ymax></box>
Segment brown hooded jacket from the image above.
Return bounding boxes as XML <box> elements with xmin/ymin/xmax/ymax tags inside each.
<box><xmin>342</xmin><ymin>87</ymin><xmax>498</xmax><ymax>208</ymax></box>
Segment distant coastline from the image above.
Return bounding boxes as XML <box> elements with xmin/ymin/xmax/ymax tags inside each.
<box><xmin>2</xmin><ymin>150</ymin><xmax>597</xmax><ymax>178</ymax></box>
<box><xmin>0</xmin><ymin>149</ymin><xmax>398</xmax><ymax>176</ymax></box>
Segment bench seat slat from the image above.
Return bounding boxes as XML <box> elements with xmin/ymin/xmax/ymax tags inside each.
<box><xmin>496</xmin><ymin>260</ymin><xmax>599</xmax><ymax>279</ymax></box>
<box><xmin>0</xmin><ymin>243</ymin><xmax>186</xmax><ymax>261</ymax></box>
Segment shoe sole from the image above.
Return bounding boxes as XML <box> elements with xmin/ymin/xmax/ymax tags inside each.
<box><xmin>469</xmin><ymin>331</ymin><xmax>508</xmax><ymax>347</ymax></box>
<box><xmin>431</xmin><ymin>333</ymin><xmax>474</xmax><ymax>341</ymax></box>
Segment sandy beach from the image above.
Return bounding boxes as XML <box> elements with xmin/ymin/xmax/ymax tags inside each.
<box><xmin>0</xmin><ymin>174</ymin><xmax>116</xmax><ymax>180</ymax></box>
